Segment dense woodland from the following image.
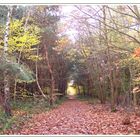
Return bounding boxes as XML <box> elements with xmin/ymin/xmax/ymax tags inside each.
<box><xmin>1</xmin><ymin>5</ymin><xmax>140</xmax><ymax>135</ymax></box>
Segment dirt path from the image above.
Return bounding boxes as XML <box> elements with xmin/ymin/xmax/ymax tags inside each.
<box><xmin>13</xmin><ymin>100</ymin><xmax>140</xmax><ymax>135</ymax></box>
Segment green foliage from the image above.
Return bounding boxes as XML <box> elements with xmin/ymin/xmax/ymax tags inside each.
<box><xmin>0</xmin><ymin>58</ymin><xmax>35</xmax><ymax>83</ymax></box>
<box><xmin>0</xmin><ymin>18</ymin><xmax>41</xmax><ymax>58</ymax></box>
<box><xmin>26</xmin><ymin>54</ymin><xmax>43</xmax><ymax>61</ymax></box>
<box><xmin>12</xmin><ymin>100</ymin><xmax>35</xmax><ymax>112</ymax></box>
<box><xmin>0</xmin><ymin>99</ymin><xmax>47</xmax><ymax>133</ymax></box>
<box><xmin>15</xmin><ymin>64</ymin><xmax>35</xmax><ymax>83</ymax></box>
<box><xmin>0</xmin><ymin>110</ymin><xmax>13</xmax><ymax>132</ymax></box>
<box><xmin>43</xmin><ymin>87</ymin><xmax>51</xmax><ymax>94</ymax></box>
<box><xmin>0</xmin><ymin>17</ymin><xmax>41</xmax><ymax>83</ymax></box>
<box><xmin>18</xmin><ymin>88</ymin><xmax>31</xmax><ymax>98</ymax></box>
<box><xmin>10</xmin><ymin>18</ymin><xmax>40</xmax><ymax>50</ymax></box>
<box><xmin>54</xmin><ymin>96</ymin><xmax>67</xmax><ymax>106</ymax></box>
<box><xmin>120</xmin><ymin>56</ymin><xmax>140</xmax><ymax>85</ymax></box>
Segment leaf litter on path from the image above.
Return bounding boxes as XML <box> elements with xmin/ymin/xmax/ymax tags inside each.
<box><xmin>5</xmin><ymin>100</ymin><xmax>140</xmax><ymax>135</ymax></box>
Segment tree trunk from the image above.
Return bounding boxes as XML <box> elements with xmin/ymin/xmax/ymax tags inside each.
<box><xmin>103</xmin><ymin>5</ymin><xmax>116</xmax><ymax>110</ymax></box>
<box><xmin>109</xmin><ymin>68</ymin><xmax>116</xmax><ymax>111</ymax></box>
<box><xmin>3</xmin><ymin>6</ymin><xmax>13</xmax><ymax>117</ymax></box>
<box><xmin>96</xmin><ymin>62</ymin><xmax>105</xmax><ymax>104</ymax></box>
<box><xmin>3</xmin><ymin>72</ymin><xmax>11</xmax><ymax>116</ymax></box>
<box><xmin>45</xmin><ymin>47</ymin><xmax>55</xmax><ymax>106</ymax></box>
<box><xmin>77</xmin><ymin>85</ymin><xmax>81</xmax><ymax>95</ymax></box>
<box><xmin>133</xmin><ymin>93</ymin><xmax>137</xmax><ymax>106</ymax></box>
<box><xmin>35</xmin><ymin>46</ymin><xmax>47</xmax><ymax>99</ymax></box>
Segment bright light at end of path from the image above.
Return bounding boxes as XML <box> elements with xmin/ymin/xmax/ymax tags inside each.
<box><xmin>67</xmin><ymin>80</ymin><xmax>77</xmax><ymax>96</ymax></box>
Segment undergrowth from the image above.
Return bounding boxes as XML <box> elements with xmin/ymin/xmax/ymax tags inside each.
<box><xmin>0</xmin><ymin>96</ymin><xmax>67</xmax><ymax>134</ymax></box>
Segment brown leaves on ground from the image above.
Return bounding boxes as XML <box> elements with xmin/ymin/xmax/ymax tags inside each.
<box><xmin>5</xmin><ymin>100</ymin><xmax>140</xmax><ymax>135</ymax></box>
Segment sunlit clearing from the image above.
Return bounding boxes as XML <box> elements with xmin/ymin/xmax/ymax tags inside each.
<box><xmin>67</xmin><ymin>81</ymin><xmax>77</xmax><ymax>96</ymax></box>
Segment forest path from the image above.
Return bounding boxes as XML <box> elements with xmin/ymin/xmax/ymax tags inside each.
<box><xmin>16</xmin><ymin>100</ymin><xmax>140</xmax><ymax>135</ymax></box>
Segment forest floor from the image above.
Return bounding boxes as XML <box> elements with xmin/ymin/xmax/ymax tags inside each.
<box><xmin>3</xmin><ymin>98</ymin><xmax>140</xmax><ymax>135</ymax></box>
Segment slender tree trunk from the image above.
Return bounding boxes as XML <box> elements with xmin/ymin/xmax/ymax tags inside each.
<box><xmin>109</xmin><ymin>65</ymin><xmax>116</xmax><ymax>110</ymax></box>
<box><xmin>133</xmin><ymin>93</ymin><xmax>137</xmax><ymax>106</ymax></box>
<box><xmin>45</xmin><ymin>47</ymin><xmax>55</xmax><ymax>106</ymax></box>
<box><xmin>113</xmin><ymin>66</ymin><xmax>121</xmax><ymax>106</ymax></box>
<box><xmin>35</xmin><ymin>46</ymin><xmax>47</xmax><ymax>99</ymax></box>
<box><xmin>3</xmin><ymin>73</ymin><xmax>11</xmax><ymax>116</ymax></box>
<box><xmin>103</xmin><ymin>5</ymin><xmax>116</xmax><ymax>110</ymax></box>
<box><xmin>3</xmin><ymin>6</ymin><xmax>13</xmax><ymax>117</ymax></box>
<box><xmin>77</xmin><ymin>85</ymin><xmax>81</xmax><ymax>95</ymax></box>
<box><xmin>96</xmin><ymin>62</ymin><xmax>105</xmax><ymax>104</ymax></box>
<box><xmin>88</xmin><ymin>75</ymin><xmax>93</xmax><ymax>97</ymax></box>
